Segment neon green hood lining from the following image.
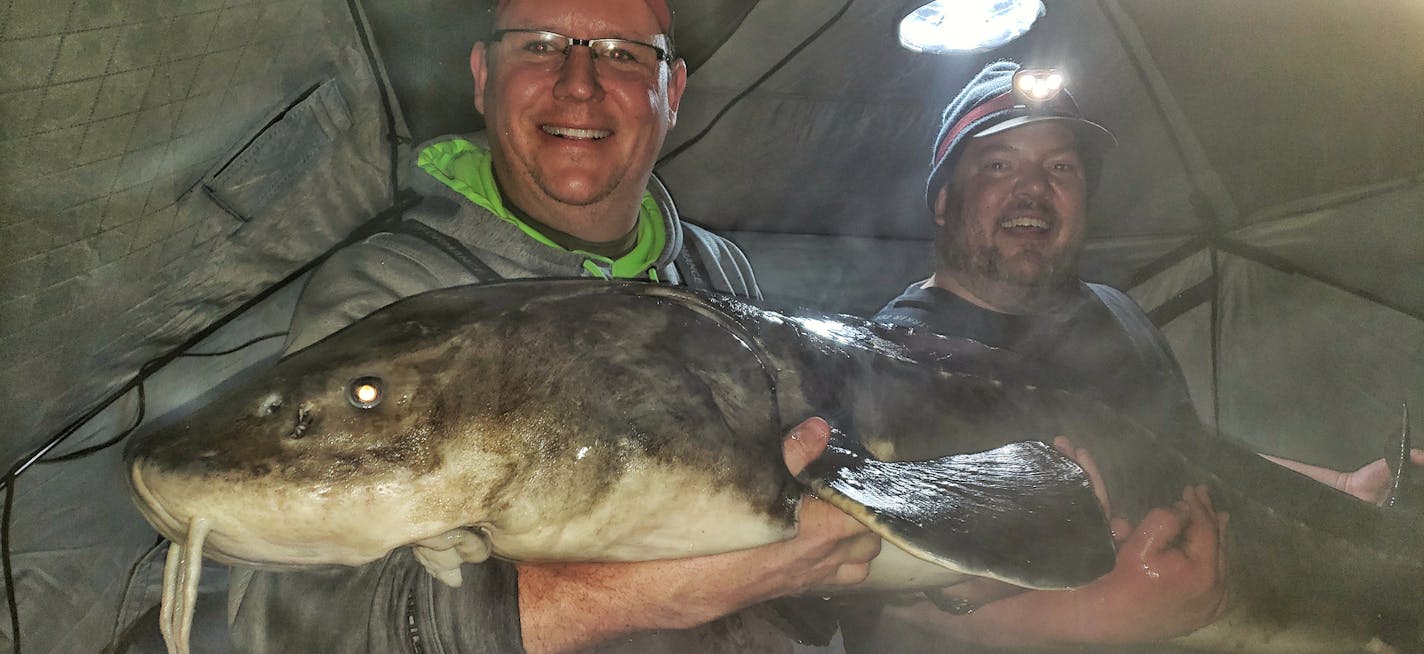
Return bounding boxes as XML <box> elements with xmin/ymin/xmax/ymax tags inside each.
<box><xmin>416</xmin><ymin>139</ymin><xmax>666</xmax><ymax>280</ymax></box>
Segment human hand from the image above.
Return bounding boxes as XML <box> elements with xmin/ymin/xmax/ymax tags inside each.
<box><xmin>768</xmin><ymin>416</ymin><xmax>884</xmax><ymax>592</ymax></box>
<box><xmin>1080</xmin><ymin>484</ymin><xmax>1230</xmax><ymax>641</ymax></box>
<box><xmin>1339</xmin><ymin>449</ymin><xmax>1424</xmax><ymax>505</ymax></box>
<box><xmin>908</xmin><ymin>484</ymin><xmax>1228</xmax><ymax>648</ymax></box>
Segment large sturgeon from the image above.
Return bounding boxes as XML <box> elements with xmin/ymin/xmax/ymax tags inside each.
<box><xmin>125</xmin><ymin>279</ymin><xmax>1115</xmax><ymax>654</ymax></box>
<box><xmin>125</xmin><ymin>279</ymin><xmax>1424</xmax><ymax>653</ymax></box>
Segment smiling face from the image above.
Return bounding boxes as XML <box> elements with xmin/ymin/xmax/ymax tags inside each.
<box><xmin>931</xmin><ymin>121</ymin><xmax>1089</xmax><ymax>313</ymax></box>
<box><xmin>470</xmin><ymin>0</ymin><xmax>687</xmax><ymax>242</ymax></box>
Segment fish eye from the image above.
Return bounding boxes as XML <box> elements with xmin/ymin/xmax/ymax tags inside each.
<box><xmin>347</xmin><ymin>376</ymin><xmax>384</xmax><ymax>409</ymax></box>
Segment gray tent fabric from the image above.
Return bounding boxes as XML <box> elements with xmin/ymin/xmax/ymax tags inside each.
<box><xmin>0</xmin><ymin>0</ymin><xmax>399</xmax><ymax>649</ymax></box>
<box><xmin>1</xmin><ymin>0</ymin><xmax>1422</xmax><ymax>651</ymax></box>
<box><xmin>0</xmin><ymin>0</ymin><xmax>399</xmax><ymax>468</ymax></box>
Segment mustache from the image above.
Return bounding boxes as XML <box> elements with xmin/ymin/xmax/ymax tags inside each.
<box><xmin>998</xmin><ymin>197</ymin><xmax>1058</xmax><ymax>223</ymax></box>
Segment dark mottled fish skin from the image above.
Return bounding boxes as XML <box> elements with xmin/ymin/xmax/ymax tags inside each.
<box><xmin>126</xmin><ymin>279</ymin><xmax>1424</xmax><ymax>652</ymax></box>
<box><xmin>816</xmin><ymin>318</ymin><xmax>1424</xmax><ymax>652</ymax></box>
<box><xmin>127</xmin><ymin>280</ymin><xmax>805</xmax><ymax>569</ymax></box>
<box><xmin>621</xmin><ymin>282</ymin><xmax>1424</xmax><ymax>652</ymax></box>
<box><xmin>126</xmin><ymin>278</ymin><xmax>1113</xmax><ymax>590</ymax></box>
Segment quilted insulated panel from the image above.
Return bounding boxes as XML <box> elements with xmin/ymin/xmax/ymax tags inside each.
<box><xmin>0</xmin><ymin>0</ymin><xmax>398</xmax><ymax>468</ymax></box>
<box><xmin>0</xmin><ymin>0</ymin><xmax>402</xmax><ymax>649</ymax></box>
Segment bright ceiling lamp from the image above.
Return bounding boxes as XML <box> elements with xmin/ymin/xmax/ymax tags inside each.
<box><xmin>898</xmin><ymin>0</ymin><xmax>1045</xmax><ymax>54</ymax></box>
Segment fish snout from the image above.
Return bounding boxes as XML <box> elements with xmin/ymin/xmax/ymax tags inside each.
<box><xmin>128</xmin><ymin>459</ymin><xmax>184</xmax><ymax>543</ymax></box>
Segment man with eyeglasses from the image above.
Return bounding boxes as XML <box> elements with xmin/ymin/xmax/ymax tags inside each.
<box><xmin>220</xmin><ymin>1</ymin><xmax>881</xmax><ymax>653</ymax></box>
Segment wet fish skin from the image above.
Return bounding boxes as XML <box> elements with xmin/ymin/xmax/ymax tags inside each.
<box><xmin>850</xmin><ymin>323</ymin><xmax>1424</xmax><ymax>652</ymax></box>
<box><xmin>126</xmin><ymin>278</ymin><xmax>1424</xmax><ymax>652</ymax></box>
<box><xmin>126</xmin><ymin>279</ymin><xmax>1112</xmax><ymax>586</ymax></box>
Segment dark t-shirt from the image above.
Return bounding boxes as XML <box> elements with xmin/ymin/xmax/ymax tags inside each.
<box><xmin>872</xmin><ymin>281</ymin><xmax>1198</xmax><ymax>432</ymax></box>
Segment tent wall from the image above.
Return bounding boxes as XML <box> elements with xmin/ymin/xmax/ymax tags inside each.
<box><xmin>0</xmin><ymin>0</ymin><xmax>400</xmax><ymax>649</ymax></box>
<box><xmin>1</xmin><ymin>280</ymin><xmax>301</xmax><ymax>653</ymax></box>
<box><xmin>726</xmin><ymin>231</ymin><xmax>931</xmax><ymax>316</ymax></box>
<box><xmin>1212</xmin><ymin>253</ymin><xmax>1424</xmax><ymax>468</ymax></box>
<box><xmin>0</xmin><ymin>0</ymin><xmax>400</xmax><ymax>470</ymax></box>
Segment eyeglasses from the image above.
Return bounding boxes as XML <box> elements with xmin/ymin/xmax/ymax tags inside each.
<box><xmin>490</xmin><ymin>29</ymin><xmax>672</xmax><ymax>79</ymax></box>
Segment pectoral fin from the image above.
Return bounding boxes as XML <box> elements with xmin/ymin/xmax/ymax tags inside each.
<box><xmin>412</xmin><ymin>528</ymin><xmax>494</xmax><ymax>587</ymax></box>
<box><xmin>798</xmin><ymin>429</ymin><xmax>1115</xmax><ymax>590</ymax></box>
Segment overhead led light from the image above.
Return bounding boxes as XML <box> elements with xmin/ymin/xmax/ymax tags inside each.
<box><xmin>898</xmin><ymin>0</ymin><xmax>1045</xmax><ymax>54</ymax></box>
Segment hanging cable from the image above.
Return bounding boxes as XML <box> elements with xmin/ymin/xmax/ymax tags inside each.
<box><xmin>346</xmin><ymin>0</ymin><xmax>406</xmax><ymax>196</ymax></box>
<box><xmin>0</xmin><ymin>0</ymin><xmax>421</xmax><ymax>632</ymax></box>
<box><xmin>3</xmin><ymin>477</ymin><xmax>17</xmax><ymax>654</ymax></box>
<box><xmin>0</xmin><ymin>187</ymin><xmax>417</xmax><ymax>650</ymax></box>
<box><xmin>38</xmin><ymin>332</ymin><xmax>287</xmax><ymax>465</ymax></box>
<box><xmin>0</xmin><ymin>331</ymin><xmax>290</xmax><ymax>653</ymax></box>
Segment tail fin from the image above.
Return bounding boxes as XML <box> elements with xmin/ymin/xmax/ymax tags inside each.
<box><xmin>1385</xmin><ymin>404</ymin><xmax>1424</xmax><ymax>509</ymax></box>
<box><xmin>798</xmin><ymin>429</ymin><xmax>1115</xmax><ymax>590</ymax></box>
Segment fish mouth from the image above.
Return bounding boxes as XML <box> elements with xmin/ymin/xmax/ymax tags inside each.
<box><xmin>128</xmin><ymin>462</ymin><xmax>271</xmax><ymax>567</ymax></box>
<box><xmin>129</xmin><ymin>462</ymin><xmax>186</xmax><ymax>544</ymax></box>
<box><xmin>541</xmin><ymin>124</ymin><xmax>612</xmax><ymax>140</ymax></box>
<box><xmin>128</xmin><ymin>456</ymin><xmax>457</xmax><ymax>570</ymax></box>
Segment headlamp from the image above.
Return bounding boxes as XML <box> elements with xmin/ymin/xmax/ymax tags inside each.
<box><xmin>1013</xmin><ymin>68</ymin><xmax>1066</xmax><ymax>103</ymax></box>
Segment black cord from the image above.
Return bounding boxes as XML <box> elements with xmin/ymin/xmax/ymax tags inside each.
<box><xmin>0</xmin><ymin>330</ymin><xmax>289</xmax><ymax>650</ymax></box>
<box><xmin>1</xmin><ymin>191</ymin><xmax>417</xmax><ymax>492</ymax></box>
<box><xmin>3</xmin><ymin>476</ymin><xmax>17</xmax><ymax>654</ymax></box>
<box><xmin>36</xmin><ymin>384</ymin><xmax>148</xmax><ymax>466</ymax></box>
<box><xmin>158</xmin><ymin>332</ymin><xmax>289</xmax><ymax>361</ymax></box>
<box><xmin>37</xmin><ymin>333</ymin><xmax>287</xmax><ymax>467</ymax></box>
<box><xmin>657</xmin><ymin>0</ymin><xmax>857</xmax><ymax>166</ymax></box>
<box><xmin>0</xmin><ymin>189</ymin><xmax>417</xmax><ymax>649</ymax></box>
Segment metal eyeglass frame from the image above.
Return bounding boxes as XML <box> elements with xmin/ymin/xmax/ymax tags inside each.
<box><xmin>490</xmin><ymin>29</ymin><xmax>673</xmax><ymax>65</ymax></box>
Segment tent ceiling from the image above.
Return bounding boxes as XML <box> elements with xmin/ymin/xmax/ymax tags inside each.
<box><xmin>1121</xmin><ymin>0</ymin><xmax>1424</xmax><ymax>225</ymax></box>
<box><xmin>660</xmin><ymin>0</ymin><xmax>1424</xmax><ymax>239</ymax></box>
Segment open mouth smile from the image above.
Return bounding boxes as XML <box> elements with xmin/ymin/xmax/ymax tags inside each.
<box><xmin>541</xmin><ymin>125</ymin><xmax>612</xmax><ymax>140</ymax></box>
<box><xmin>1000</xmin><ymin>215</ymin><xmax>1052</xmax><ymax>232</ymax></box>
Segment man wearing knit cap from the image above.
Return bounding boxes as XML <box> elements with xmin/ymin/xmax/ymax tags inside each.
<box><xmin>216</xmin><ymin>1</ymin><xmax>880</xmax><ymax>652</ymax></box>
<box><xmin>859</xmin><ymin>60</ymin><xmax>1418</xmax><ymax>651</ymax></box>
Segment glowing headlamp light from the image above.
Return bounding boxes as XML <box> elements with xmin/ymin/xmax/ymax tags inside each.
<box><xmin>1013</xmin><ymin>68</ymin><xmax>1065</xmax><ymax>103</ymax></box>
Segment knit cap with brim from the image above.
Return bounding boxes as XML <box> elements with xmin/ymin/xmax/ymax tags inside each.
<box><xmin>926</xmin><ymin>61</ymin><xmax>1117</xmax><ymax>210</ymax></box>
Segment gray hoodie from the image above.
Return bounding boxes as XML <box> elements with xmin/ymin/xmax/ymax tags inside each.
<box><xmin>283</xmin><ymin>135</ymin><xmax>760</xmax><ymax>354</ymax></box>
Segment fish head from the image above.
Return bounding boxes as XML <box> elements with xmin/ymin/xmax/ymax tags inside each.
<box><xmin>125</xmin><ymin>293</ymin><xmax>508</xmax><ymax>568</ymax></box>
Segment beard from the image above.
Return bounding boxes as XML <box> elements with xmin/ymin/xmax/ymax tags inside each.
<box><xmin>934</xmin><ymin>190</ymin><xmax>1080</xmax><ymax>313</ymax></box>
